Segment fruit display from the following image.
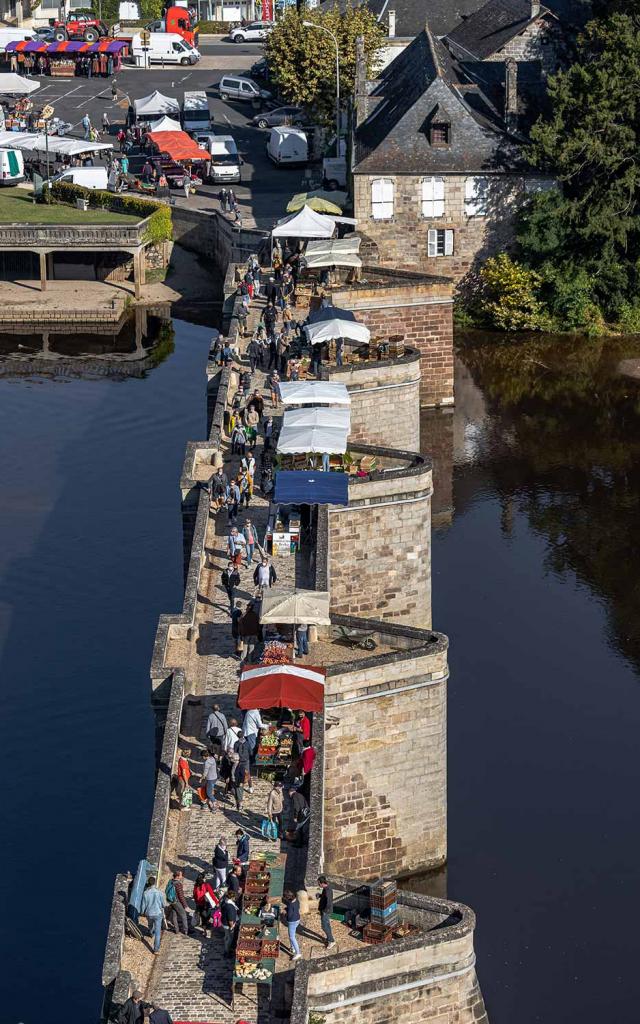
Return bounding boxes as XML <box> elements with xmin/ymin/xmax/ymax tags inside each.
<box><xmin>235</xmin><ymin>963</ymin><xmax>271</xmax><ymax>981</ymax></box>
<box><xmin>261</xmin><ymin>940</ymin><xmax>280</xmax><ymax>958</ymax></box>
<box><xmin>259</xmin><ymin>641</ymin><xmax>289</xmax><ymax>665</ymax></box>
<box><xmin>239</xmin><ymin>925</ymin><xmax>261</xmax><ymax>941</ymax></box>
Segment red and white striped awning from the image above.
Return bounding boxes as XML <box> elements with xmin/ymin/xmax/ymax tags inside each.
<box><xmin>238</xmin><ymin>663</ymin><xmax>325</xmax><ymax>712</ymax></box>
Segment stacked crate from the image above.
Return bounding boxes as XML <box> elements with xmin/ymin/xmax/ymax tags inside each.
<box><xmin>363</xmin><ymin>879</ymin><xmax>398</xmax><ymax>944</ymax></box>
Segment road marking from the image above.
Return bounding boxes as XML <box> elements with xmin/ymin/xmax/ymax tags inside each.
<box><xmin>180</xmin><ymin>71</ymin><xmax>193</xmax><ymax>82</ymax></box>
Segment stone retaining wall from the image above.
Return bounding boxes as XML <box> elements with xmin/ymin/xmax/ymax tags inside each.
<box><xmin>171</xmin><ymin>206</ymin><xmax>266</xmax><ymax>277</ymax></box>
<box><xmin>321</xmin><ymin>347</ymin><xmax>421</xmax><ymax>451</ymax></box>
<box><xmin>290</xmin><ymin>887</ymin><xmax>488</xmax><ymax>1024</ymax></box>
<box><xmin>322</xmin><ymin>618</ymin><xmax>448</xmax><ymax>877</ymax></box>
<box><xmin>327</xmin><ymin>448</ymin><xmax>433</xmax><ymax>629</ymax></box>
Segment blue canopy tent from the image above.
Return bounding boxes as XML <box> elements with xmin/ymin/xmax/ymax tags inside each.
<box><xmin>274</xmin><ymin>470</ymin><xmax>349</xmax><ymax>506</ymax></box>
<box><xmin>308</xmin><ymin>305</ymin><xmax>357</xmax><ymax>325</ymax></box>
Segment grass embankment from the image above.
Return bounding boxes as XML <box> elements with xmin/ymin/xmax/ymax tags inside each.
<box><xmin>0</xmin><ymin>188</ymin><xmax>141</xmax><ymax>225</ymax></box>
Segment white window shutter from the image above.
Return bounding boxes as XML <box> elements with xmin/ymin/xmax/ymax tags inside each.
<box><xmin>382</xmin><ymin>178</ymin><xmax>394</xmax><ymax>204</ymax></box>
<box><xmin>434</xmin><ymin>177</ymin><xmax>445</xmax><ymax>201</ymax></box>
<box><xmin>371</xmin><ymin>178</ymin><xmax>383</xmax><ymax>204</ymax></box>
<box><xmin>423</xmin><ymin>177</ymin><xmax>434</xmax><ymax>201</ymax></box>
<box><xmin>444</xmin><ymin>229</ymin><xmax>454</xmax><ymax>255</ymax></box>
<box><xmin>428</xmin><ymin>229</ymin><xmax>437</xmax><ymax>257</ymax></box>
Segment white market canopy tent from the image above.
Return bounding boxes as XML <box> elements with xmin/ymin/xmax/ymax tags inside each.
<box><xmin>0</xmin><ymin>73</ymin><xmax>40</xmax><ymax>95</ymax></box>
<box><xmin>279</xmin><ymin>381</ymin><xmax>351</xmax><ymax>407</ymax></box>
<box><xmin>260</xmin><ymin>588</ymin><xmax>331</xmax><ymax>626</ymax></box>
<box><xmin>0</xmin><ymin>130</ymin><xmax>112</xmax><ymax>156</ymax></box>
<box><xmin>277</xmin><ymin>422</ymin><xmax>349</xmax><ymax>455</ymax></box>
<box><xmin>134</xmin><ymin>90</ymin><xmax>180</xmax><ymax>119</ymax></box>
<box><xmin>305</xmin><ymin>236</ymin><xmax>362</xmax><ymax>269</ymax></box>
<box><xmin>305</xmin><ymin>316</ymin><xmax>370</xmax><ymax>346</ymax></box>
<box><xmin>283</xmin><ymin>406</ymin><xmax>351</xmax><ymax>431</ymax></box>
<box><xmin>150</xmin><ymin>114</ymin><xmax>182</xmax><ymax>132</ymax></box>
<box><xmin>272</xmin><ymin>203</ymin><xmax>336</xmax><ymax>240</ymax></box>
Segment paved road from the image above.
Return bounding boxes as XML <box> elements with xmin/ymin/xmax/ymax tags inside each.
<box><xmin>33</xmin><ymin>40</ymin><xmax>305</xmax><ymax>229</ymax></box>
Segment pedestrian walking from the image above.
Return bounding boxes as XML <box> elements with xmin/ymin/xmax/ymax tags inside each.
<box><xmin>82</xmin><ymin>113</ymin><xmax>91</xmax><ymax>140</ymax></box>
<box><xmin>175</xmin><ymin>749</ymin><xmax>192</xmax><ymax>806</ymax></box>
<box><xmin>242</xmin><ymin>706</ymin><xmax>264</xmax><ymax>760</ymax></box>
<box><xmin>183</xmin><ymin>173</ymin><xmax>191</xmax><ymax>200</ymax></box>
<box><xmin>221</xmin><ymin>561</ymin><xmax>241</xmax><ymax>611</ymax></box>
<box><xmin>263</xmin><ymin>415</ymin><xmax>274</xmax><ymax>451</ymax></box>
<box><xmin>231</xmin><ymin>421</ymin><xmax>247</xmax><ymax>456</ymax></box>
<box><xmin>206</xmin><ymin>704</ymin><xmax>228</xmax><ymax>750</ymax></box>
<box><xmin>317</xmin><ymin>875</ymin><xmax>336</xmax><ymax>949</ymax></box>
<box><xmin>238</xmin><ymin>604</ymin><xmax>261</xmax><ymax>662</ymax></box>
<box><xmin>235</xmin><ymin>827</ymin><xmax>250</xmax><ymax>865</ymax></box>
<box><xmin>212</xmin><ymin>836</ymin><xmax>229</xmax><ymax>888</ymax></box>
<box><xmin>247</xmin><ymin>336</ymin><xmax>260</xmax><ymax>373</ymax></box>
<box><xmin>227</xmin><ymin>863</ymin><xmax>243</xmax><ymax>898</ymax></box>
<box><xmin>166</xmin><ymin>869</ymin><xmax>193</xmax><ymax>935</ymax></box>
<box><xmin>295</xmin><ymin>622</ymin><xmax>309</xmax><ymax>657</ymax></box>
<box><xmin>210</xmin><ymin>466</ymin><xmax>229</xmax><ymax>512</ymax></box>
<box><xmin>111</xmin><ymin>76</ymin><xmax>118</xmax><ymax>101</ymax></box>
<box><xmin>221</xmin><ymin>892</ymin><xmax>239</xmax><ymax>958</ymax></box>
<box><xmin>140</xmin><ymin>876</ymin><xmax>166</xmax><ymax>954</ymax></box>
<box><xmin>231</xmin><ymin>602</ymin><xmax>244</xmax><ymax>657</ymax></box>
<box><xmin>283</xmin><ymin>890</ymin><xmax>302</xmax><ymax>960</ymax></box>
<box><xmin>289</xmin><ymin>788</ymin><xmax>310</xmax><ymax>847</ymax></box>
<box><xmin>219</xmin><ymin>187</ymin><xmax>228</xmax><ymax>211</ymax></box>
<box><xmin>117</xmin><ymin>989</ymin><xmax>150</xmax><ymax>1024</ymax></box>
<box><xmin>269</xmin><ymin>370</ymin><xmax>281</xmax><ymax>406</ymax></box>
<box><xmin>226</xmin><ymin>480</ymin><xmax>241</xmax><ymax>524</ymax></box>
<box><xmin>254</xmin><ymin>557</ymin><xmax>277</xmax><ymax>591</ymax></box>
<box><xmin>266</xmin><ymin>780</ymin><xmax>284</xmax><ymax>839</ymax></box>
<box><xmin>201</xmin><ymin>750</ymin><xmax>218</xmax><ymax>812</ymax></box>
<box><xmin>193</xmin><ymin>872</ymin><xmax>219</xmax><ymax>933</ymax></box>
<box><xmin>261</xmin><ymin>301</ymin><xmax>278</xmax><ymax>340</ymax></box>
<box><xmin>227</xmin><ymin>525</ymin><xmax>245</xmax><ymax>565</ymax></box>
<box><xmin>242</xmin><ymin>518</ymin><xmax>256</xmax><ymax>565</ymax></box>
<box><xmin>102</xmin><ymin>111</ymin><xmax>110</xmax><ymax>132</ymax></box>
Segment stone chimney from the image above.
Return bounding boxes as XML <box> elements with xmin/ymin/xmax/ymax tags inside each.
<box><xmin>504</xmin><ymin>58</ymin><xmax>518</xmax><ymax>131</ymax></box>
<box><xmin>354</xmin><ymin>34</ymin><xmax>368</xmax><ymax>127</ymax></box>
<box><xmin>388</xmin><ymin>8</ymin><xmax>396</xmax><ymax>37</ymax></box>
<box><xmin>531</xmin><ymin>0</ymin><xmax>541</xmax><ymax>16</ymax></box>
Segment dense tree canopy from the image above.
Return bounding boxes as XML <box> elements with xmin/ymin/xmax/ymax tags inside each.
<box><xmin>264</xmin><ymin>7</ymin><xmax>385</xmax><ymax>125</ymax></box>
<box><xmin>519</xmin><ymin>12</ymin><xmax>640</xmax><ymax>327</ymax></box>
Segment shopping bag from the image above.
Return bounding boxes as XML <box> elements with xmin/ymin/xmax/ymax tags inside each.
<box><xmin>261</xmin><ymin>818</ymin><xmax>271</xmax><ymax>838</ymax></box>
<box><xmin>197</xmin><ymin>785</ymin><xmax>208</xmax><ymax>804</ymax></box>
<box><xmin>181</xmin><ymin>787</ymin><xmax>193</xmax><ymax>809</ymax></box>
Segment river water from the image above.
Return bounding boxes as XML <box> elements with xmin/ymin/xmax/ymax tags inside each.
<box><xmin>1</xmin><ymin>324</ymin><xmax>638</xmax><ymax>1022</ymax></box>
<box><xmin>421</xmin><ymin>330</ymin><xmax>640</xmax><ymax>1024</ymax></box>
<box><xmin>0</xmin><ymin>318</ymin><xmax>210</xmax><ymax>1022</ymax></box>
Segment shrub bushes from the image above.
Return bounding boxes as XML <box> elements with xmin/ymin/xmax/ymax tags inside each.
<box><xmin>49</xmin><ymin>181</ymin><xmax>172</xmax><ymax>242</ymax></box>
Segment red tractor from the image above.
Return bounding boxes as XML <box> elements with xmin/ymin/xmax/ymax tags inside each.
<box><xmin>52</xmin><ymin>14</ymin><xmax>109</xmax><ymax>42</ymax></box>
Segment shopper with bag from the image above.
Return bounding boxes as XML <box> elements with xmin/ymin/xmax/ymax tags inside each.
<box><xmin>265</xmin><ymin>780</ymin><xmax>284</xmax><ymax>840</ymax></box>
<box><xmin>193</xmin><ymin>873</ymin><xmax>219</xmax><ymax>934</ymax></box>
<box><xmin>283</xmin><ymin>890</ymin><xmax>302</xmax><ymax>961</ymax></box>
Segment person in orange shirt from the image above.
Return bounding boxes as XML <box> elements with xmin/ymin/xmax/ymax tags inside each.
<box><xmin>176</xmin><ymin>749</ymin><xmax>192</xmax><ymax>805</ymax></box>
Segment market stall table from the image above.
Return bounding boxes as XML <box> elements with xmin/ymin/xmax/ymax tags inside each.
<box><xmin>233</xmin><ymin>851</ymin><xmax>286</xmax><ymax>1004</ymax></box>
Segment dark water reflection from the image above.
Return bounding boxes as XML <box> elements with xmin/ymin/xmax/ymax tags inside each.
<box><xmin>0</xmin><ymin>320</ymin><xmax>210</xmax><ymax>1022</ymax></box>
<box><xmin>418</xmin><ymin>330</ymin><xmax>640</xmax><ymax>1024</ymax></box>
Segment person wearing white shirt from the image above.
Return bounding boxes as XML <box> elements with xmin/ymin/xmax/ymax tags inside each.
<box><xmin>243</xmin><ymin>707</ymin><xmax>264</xmax><ymax>761</ymax></box>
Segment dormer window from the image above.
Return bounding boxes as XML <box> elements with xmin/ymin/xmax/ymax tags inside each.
<box><xmin>430</xmin><ymin>122</ymin><xmax>450</xmax><ymax>147</ymax></box>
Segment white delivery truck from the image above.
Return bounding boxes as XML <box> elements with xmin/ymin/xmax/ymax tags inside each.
<box><xmin>0</xmin><ymin>28</ymin><xmax>36</xmax><ymax>48</ymax></box>
<box><xmin>267</xmin><ymin>126</ymin><xmax>308</xmax><ymax>167</ymax></box>
<box><xmin>207</xmin><ymin>135</ymin><xmax>241</xmax><ymax>184</ymax></box>
<box><xmin>131</xmin><ymin>31</ymin><xmax>199</xmax><ymax>65</ymax></box>
<box><xmin>0</xmin><ymin>149</ymin><xmax>25</xmax><ymax>185</ymax></box>
<box><xmin>182</xmin><ymin>90</ymin><xmax>211</xmax><ymax>133</ymax></box>
<box><xmin>51</xmin><ymin>167</ymin><xmax>108</xmax><ymax>189</ymax></box>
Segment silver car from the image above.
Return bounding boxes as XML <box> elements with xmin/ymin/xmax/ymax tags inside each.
<box><xmin>218</xmin><ymin>75</ymin><xmax>271</xmax><ymax>102</ymax></box>
<box><xmin>229</xmin><ymin>21</ymin><xmax>273</xmax><ymax>43</ymax></box>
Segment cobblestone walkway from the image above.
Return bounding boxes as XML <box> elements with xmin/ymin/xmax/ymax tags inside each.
<box><xmin>146</xmin><ymin>289</ymin><xmax>313</xmax><ymax>1022</ymax></box>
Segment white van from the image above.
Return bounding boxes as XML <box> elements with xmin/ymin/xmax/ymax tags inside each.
<box><xmin>267</xmin><ymin>126</ymin><xmax>308</xmax><ymax>167</ymax></box>
<box><xmin>51</xmin><ymin>167</ymin><xmax>108</xmax><ymax>190</ymax></box>
<box><xmin>0</xmin><ymin>149</ymin><xmax>25</xmax><ymax>185</ymax></box>
<box><xmin>131</xmin><ymin>31</ymin><xmax>199</xmax><ymax>65</ymax></box>
<box><xmin>182</xmin><ymin>90</ymin><xmax>211</xmax><ymax>133</ymax></box>
<box><xmin>207</xmin><ymin>135</ymin><xmax>241</xmax><ymax>184</ymax></box>
<box><xmin>0</xmin><ymin>28</ymin><xmax>36</xmax><ymax>48</ymax></box>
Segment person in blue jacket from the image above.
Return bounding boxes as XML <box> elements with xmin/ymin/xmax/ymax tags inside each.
<box><xmin>235</xmin><ymin>828</ymin><xmax>250</xmax><ymax>866</ymax></box>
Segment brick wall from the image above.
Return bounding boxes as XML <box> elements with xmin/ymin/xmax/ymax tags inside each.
<box><xmin>323</xmin><ymin>639</ymin><xmax>448</xmax><ymax>877</ymax></box>
<box><xmin>323</xmin><ymin>348</ymin><xmax>421</xmax><ymax>449</ymax></box>
<box><xmin>353</xmin><ymin>173</ymin><xmax>553</xmax><ymax>289</ymax></box>
<box><xmin>333</xmin><ymin>279</ymin><xmax>454</xmax><ymax>407</ymax></box>
<box><xmin>327</xmin><ymin>460</ymin><xmax>432</xmax><ymax>628</ymax></box>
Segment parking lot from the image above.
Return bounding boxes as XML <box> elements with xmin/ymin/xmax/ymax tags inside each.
<box><xmin>28</xmin><ymin>37</ymin><xmax>309</xmax><ymax>228</ymax></box>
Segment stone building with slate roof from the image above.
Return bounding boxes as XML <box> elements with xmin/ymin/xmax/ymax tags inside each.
<box><xmin>352</xmin><ymin>25</ymin><xmax>554</xmax><ymax>283</ymax></box>
<box><xmin>446</xmin><ymin>0</ymin><xmax>563</xmax><ymax>72</ymax></box>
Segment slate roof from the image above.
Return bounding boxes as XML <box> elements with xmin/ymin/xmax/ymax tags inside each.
<box><xmin>320</xmin><ymin>0</ymin><xmax>488</xmax><ymax>39</ymax></box>
<box><xmin>445</xmin><ymin>0</ymin><xmax>556</xmax><ymax>59</ymax></box>
<box><xmin>353</xmin><ymin>27</ymin><xmax>540</xmax><ymax>176</ymax></box>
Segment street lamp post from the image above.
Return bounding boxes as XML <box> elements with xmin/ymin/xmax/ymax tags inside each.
<box><xmin>302</xmin><ymin>20</ymin><xmax>340</xmax><ymax>157</ymax></box>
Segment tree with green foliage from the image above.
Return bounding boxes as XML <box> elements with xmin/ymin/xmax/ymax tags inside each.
<box><xmin>523</xmin><ymin>12</ymin><xmax>640</xmax><ymax>327</ymax></box>
<box><xmin>264</xmin><ymin>7</ymin><xmax>385</xmax><ymax>125</ymax></box>
<box><xmin>478</xmin><ymin>253</ymin><xmax>552</xmax><ymax>332</ymax></box>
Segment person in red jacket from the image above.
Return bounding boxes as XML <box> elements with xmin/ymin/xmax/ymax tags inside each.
<box><xmin>193</xmin><ymin>873</ymin><xmax>219</xmax><ymax>934</ymax></box>
<box><xmin>300</xmin><ymin>740</ymin><xmax>315</xmax><ymax>776</ymax></box>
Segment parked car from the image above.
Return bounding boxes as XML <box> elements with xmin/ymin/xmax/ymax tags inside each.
<box><xmin>250</xmin><ymin>57</ymin><xmax>270</xmax><ymax>82</ymax></box>
<box><xmin>33</xmin><ymin>26</ymin><xmax>55</xmax><ymax>40</ymax></box>
<box><xmin>218</xmin><ymin>75</ymin><xmax>271</xmax><ymax>103</ymax></box>
<box><xmin>229</xmin><ymin>21</ymin><xmax>273</xmax><ymax>43</ymax></box>
<box><xmin>251</xmin><ymin>105</ymin><xmax>309</xmax><ymax>129</ymax></box>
